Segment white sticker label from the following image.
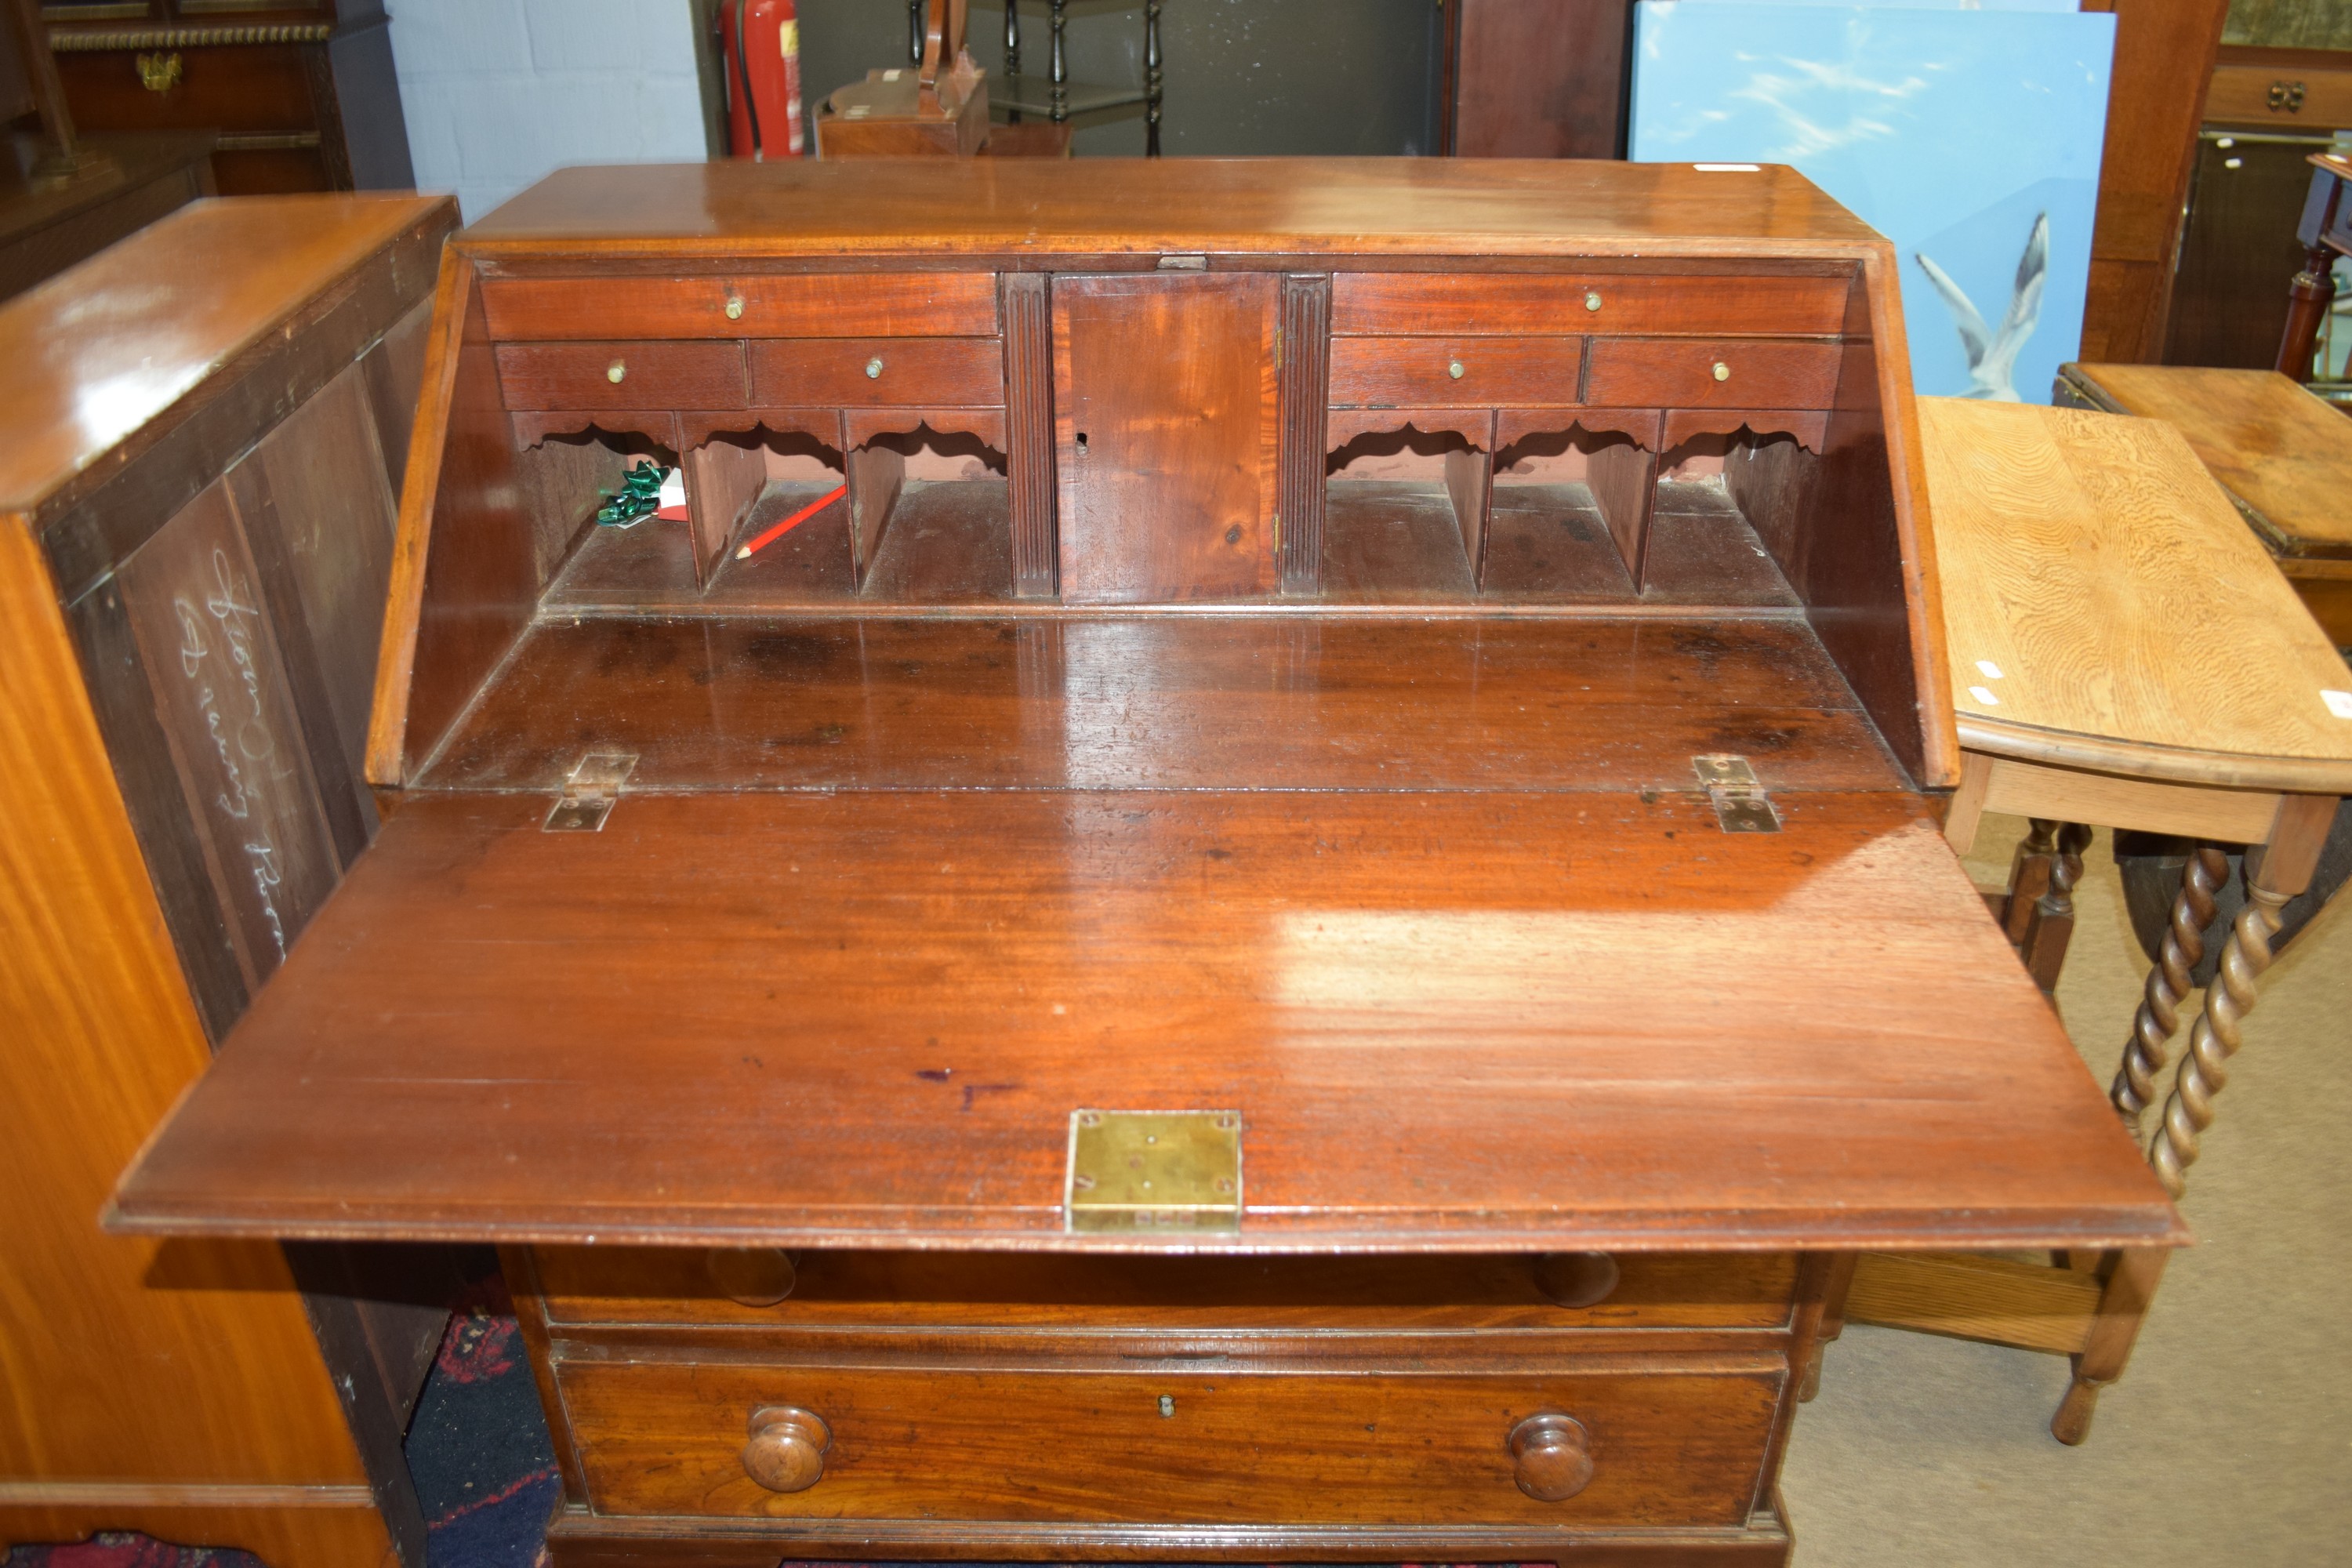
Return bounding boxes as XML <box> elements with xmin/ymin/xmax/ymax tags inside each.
<box><xmin>1969</xmin><ymin>685</ymin><xmax>2001</xmax><ymax>706</ymax></box>
<box><xmin>1694</xmin><ymin>162</ymin><xmax>1762</xmax><ymax>172</ymax></box>
<box><xmin>2324</xmin><ymin>689</ymin><xmax>2352</xmax><ymax>719</ymax></box>
<box><xmin>1976</xmin><ymin>659</ymin><xmax>2004</xmax><ymax>680</ymax></box>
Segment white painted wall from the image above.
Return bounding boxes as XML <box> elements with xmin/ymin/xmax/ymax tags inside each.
<box><xmin>387</xmin><ymin>0</ymin><xmax>711</xmax><ymax>222</ymax></box>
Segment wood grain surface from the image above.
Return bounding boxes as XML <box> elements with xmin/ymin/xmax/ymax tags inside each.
<box><xmin>111</xmin><ymin>787</ymin><xmax>2174</xmax><ymax>1250</ymax></box>
<box><xmin>555</xmin><ymin>1358</ymin><xmax>1781</xmax><ymax>1526</ymax></box>
<box><xmin>748</xmin><ymin>337</ymin><xmax>1002</xmax><ymax>409</ymax></box>
<box><xmin>2064</xmin><ymin>364</ymin><xmax>2352</xmax><ymax>557</ymax></box>
<box><xmin>1054</xmin><ymin>273</ymin><xmax>1277</xmax><ymax>602</ymax></box>
<box><xmin>0</xmin><ymin>523</ymin><xmax>377</xmax><ymax>1507</ymax></box>
<box><xmin>412</xmin><ymin>615</ymin><xmax>1896</xmax><ymax>796</ymax></box>
<box><xmin>533</xmin><ymin>1249</ymin><xmax>1800</xmax><ymax>1332</ymax></box>
<box><xmin>479</xmin><ymin>273</ymin><xmax>1000</xmax><ymax>341</ymax></box>
<box><xmin>1333</xmin><ymin>272</ymin><xmax>1850</xmax><ymax>339</ymax></box>
<box><xmin>457</xmin><ymin>161</ymin><xmax>1886</xmax><ymax>261</ymax></box>
<box><xmin>0</xmin><ymin>194</ymin><xmax>448</xmax><ymax>519</ymax></box>
<box><xmin>1919</xmin><ymin>397</ymin><xmax>2352</xmax><ymax>786</ymax></box>
<box><xmin>1328</xmin><ymin>336</ymin><xmax>1584</xmax><ymax>409</ymax></box>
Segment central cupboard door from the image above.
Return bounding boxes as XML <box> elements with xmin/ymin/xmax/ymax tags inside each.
<box><xmin>1052</xmin><ymin>272</ymin><xmax>1281</xmax><ymax>601</ymax></box>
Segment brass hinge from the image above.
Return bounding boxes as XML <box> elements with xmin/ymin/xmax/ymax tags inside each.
<box><xmin>544</xmin><ymin>750</ymin><xmax>638</xmax><ymax>833</ymax></box>
<box><xmin>1693</xmin><ymin>754</ymin><xmax>1780</xmax><ymax>833</ymax></box>
<box><xmin>1065</xmin><ymin>1109</ymin><xmax>1243</xmax><ymax>1234</ymax></box>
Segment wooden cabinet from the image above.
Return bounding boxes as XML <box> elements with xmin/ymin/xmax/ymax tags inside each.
<box><xmin>0</xmin><ymin>194</ymin><xmax>456</xmax><ymax>1567</ymax></box>
<box><xmin>42</xmin><ymin>0</ymin><xmax>412</xmax><ymax>194</ymax></box>
<box><xmin>107</xmin><ymin>160</ymin><xmax>2176</xmax><ymax>1564</ymax></box>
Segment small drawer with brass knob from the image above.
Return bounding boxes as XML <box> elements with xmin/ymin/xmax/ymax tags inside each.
<box><xmin>1584</xmin><ymin>337</ymin><xmax>1841</xmax><ymax>409</ymax></box>
<box><xmin>1327</xmin><ymin>335</ymin><xmax>1585</xmax><ymax>409</ymax></box>
<box><xmin>478</xmin><ymin>272</ymin><xmax>1002</xmax><ymax>340</ymax></box>
<box><xmin>747</xmin><ymin>337</ymin><xmax>1004</xmax><ymax>408</ymax></box>
<box><xmin>554</xmin><ymin>1357</ymin><xmax>1781</xmax><ymax>1525</ymax></box>
<box><xmin>492</xmin><ymin>339</ymin><xmax>747</xmax><ymax>412</ymax></box>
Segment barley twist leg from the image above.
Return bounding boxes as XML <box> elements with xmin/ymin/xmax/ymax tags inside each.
<box><xmin>2005</xmin><ymin>818</ymin><xmax>2060</xmax><ymax>942</ymax></box>
<box><xmin>2150</xmin><ymin>882</ymin><xmax>2290</xmax><ymax>1199</ymax></box>
<box><xmin>2112</xmin><ymin>846</ymin><xmax>2227</xmax><ymax>1130</ymax></box>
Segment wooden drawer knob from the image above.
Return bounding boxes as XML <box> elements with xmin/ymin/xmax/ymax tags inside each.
<box><xmin>742</xmin><ymin>1405</ymin><xmax>829</xmax><ymax>1493</ymax></box>
<box><xmin>607</xmin><ymin>360</ymin><xmax>626</xmax><ymax>384</ymax></box>
<box><xmin>1712</xmin><ymin>360</ymin><xmax>1731</xmax><ymax>382</ymax></box>
<box><xmin>1508</xmin><ymin>1411</ymin><xmax>1593</xmax><ymax>1502</ymax></box>
<box><xmin>1533</xmin><ymin>1250</ymin><xmax>1621</xmax><ymax>1308</ymax></box>
<box><xmin>706</xmin><ymin>1247</ymin><xmax>797</xmax><ymax>1306</ymax></box>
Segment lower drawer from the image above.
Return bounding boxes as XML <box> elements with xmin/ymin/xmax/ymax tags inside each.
<box><xmin>557</xmin><ymin>1357</ymin><xmax>1781</xmax><ymax>1526</ymax></box>
<box><xmin>1585</xmin><ymin>338</ymin><xmax>1842</xmax><ymax>410</ymax></box>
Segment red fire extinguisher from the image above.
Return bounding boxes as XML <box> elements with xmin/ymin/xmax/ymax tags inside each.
<box><xmin>720</xmin><ymin>0</ymin><xmax>804</xmax><ymax>159</ymax></box>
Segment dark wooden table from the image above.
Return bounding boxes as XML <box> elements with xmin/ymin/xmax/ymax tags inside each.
<box><xmin>109</xmin><ymin>158</ymin><xmax>2177</xmax><ymax>1563</ymax></box>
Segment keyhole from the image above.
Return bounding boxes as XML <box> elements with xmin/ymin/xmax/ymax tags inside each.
<box><xmin>1225</xmin><ymin>524</ymin><xmax>1243</xmax><ymax>545</ymax></box>
<box><xmin>1075</xmin><ymin>432</ymin><xmax>1088</xmax><ymax>452</ymax></box>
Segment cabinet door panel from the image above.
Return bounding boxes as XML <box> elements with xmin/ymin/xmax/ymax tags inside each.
<box><xmin>1053</xmin><ymin>274</ymin><xmax>1279</xmax><ymax>603</ymax></box>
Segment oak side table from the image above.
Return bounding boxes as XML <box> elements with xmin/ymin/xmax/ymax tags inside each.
<box><xmin>1842</xmin><ymin>397</ymin><xmax>2352</xmax><ymax>1443</ymax></box>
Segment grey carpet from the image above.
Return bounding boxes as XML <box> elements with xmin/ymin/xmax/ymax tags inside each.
<box><xmin>1783</xmin><ymin>814</ymin><xmax>2352</xmax><ymax>1564</ymax></box>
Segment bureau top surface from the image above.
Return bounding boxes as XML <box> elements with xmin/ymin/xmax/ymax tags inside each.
<box><xmin>459</xmin><ymin>159</ymin><xmax>1887</xmax><ymax>263</ymax></box>
<box><xmin>0</xmin><ymin>193</ymin><xmax>454</xmax><ymax>520</ymax></box>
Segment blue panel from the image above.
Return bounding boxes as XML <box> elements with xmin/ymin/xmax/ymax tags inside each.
<box><xmin>1630</xmin><ymin>1</ymin><xmax>2116</xmax><ymax>402</ymax></box>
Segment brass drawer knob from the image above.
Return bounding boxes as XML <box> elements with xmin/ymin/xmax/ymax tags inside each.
<box><xmin>607</xmin><ymin>361</ymin><xmax>626</xmax><ymax>384</ymax></box>
<box><xmin>1712</xmin><ymin>361</ymin><xmax>1731</xmax><ymax>382</ymax></box>
<box><xmin>742</xmin><ymin>1405</ymin><xmax>829</xmax><ymax>1494</ymax></box>
<box><xmin>1508</xmin><ymin>1411</ymin><xmax>1593</xmax><ymax>1502</ymax></box>
<box><xmin>1448</xmin><ymin>358</ymin><xmax>1465</xmax><ymax>379</ymax></box>
<box><xmin>866</xmin><ymin>356</ymin><xmax>884</xmax><ymax>379</ymax></box>
<box><xmin>724</xmin><ymin>296</ymin><xmax>746</xmax><ymax>320</ymax></box>
<box><xmin>707</xmin><ymin>1247</ymin><xmax>796</xmax><ymax>1307</ymax></box>
<box><xmin>1532</xmin><ymin>1250</ymin><xmax>1621</xmax><ymax>1308</ymax></box>
<box><xmin>1584</xmin><ymin>291</ymin><xmax>1602</xmax><ymax>312</ymax></box>
<box><xmin>136</xmin><ymin>51</ymin><xmax>183</xmax><ymax>93</ymax></box>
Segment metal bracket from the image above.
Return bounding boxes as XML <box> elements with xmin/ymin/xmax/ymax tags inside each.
<box><xmin>543</xmin><ymin>751</ymin><xmax>638</xmax><ymax>832</ymax></box>
<box><xmin>1693</xmin><ymin>754</ymin><xmax>1780</xmax><ymax>833</ymax></box>
<box><xmin>1065</xmin><ymin>1109</ymin><xmax>1242</xmax><ymax>1234</ymax></box>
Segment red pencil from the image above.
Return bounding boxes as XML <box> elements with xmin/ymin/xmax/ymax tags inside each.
<box><xmin>734</xmin><ymin>483</ymin><xmax>848</xmax><ymax>559</ymax></box>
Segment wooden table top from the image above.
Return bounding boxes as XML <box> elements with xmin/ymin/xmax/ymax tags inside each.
<box><xmin>2063</xmin><ymin>364</ymin><xmax>2352</xmax><ymax>561</ymax></box>
<box><xmin>107</xmin><ymin>787</ymin><xmax>2177</xmax><ymax>1254</ymax></box>
<box><xmin>459</xmin><ymin>158</ymin><xmax>1887</xmax><ymax>262</ymax></box>
<box><xmin>1920</xmin><ymin>397</ymin><xmax>2352</xmax><ymax>792</ymax></box>
<box><xmin>0</xmin><ymin>193</ymin><xmax>449</xmax><ymax>521</ymax></box>
<box><xmin>109</xmin><ymin>614</ymin><xmax>2176</xmax><ymax>1255</ymax></box>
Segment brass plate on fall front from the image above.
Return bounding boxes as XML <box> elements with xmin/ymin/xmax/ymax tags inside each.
<box><xmin>1065</xmin><ymin>1110</ymin><xmax>1242</xmax><ymax>1234</ymax></box>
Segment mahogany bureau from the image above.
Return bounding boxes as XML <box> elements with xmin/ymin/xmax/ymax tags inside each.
<box><xmin>109</xmin><ymin>161</ymin><xmax>2180</xmax><ymax>1563</ymax></box>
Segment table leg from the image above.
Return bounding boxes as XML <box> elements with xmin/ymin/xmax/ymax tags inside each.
<box><xmin>2111</xmin><ymin>845</ymin><xmax>2227</xmax><ymax>1131</ymax></box>
<box><xmin>2020</xmin><ymin>822</ymin><xmax>2092</xmax><ymax>992</ymax></box>
<box><xmin>2004</xmin><ymin>818</ymin><xmax>2060</xmax><ymax>942</ymax></box>
<box><xmin>2050</xmin><ymin>1247</ymin><xmax>2167</xmax><ymax>1445</ymax></box>
<box><xmin>2149</xmin><ymin>796</ymin><xmax>2336</xmax><ymax>1198</ymax></box>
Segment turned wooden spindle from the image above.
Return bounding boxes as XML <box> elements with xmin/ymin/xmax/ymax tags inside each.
<box><xmin>1532</xmin><ymin>1251</ymin><xmax>1621</xmax><ymax>1309</ymax></box>
<box><xmin>742</xmin><ymin>1405</ymin><xmax>830</xmax><ymax>1493</ymax></box>
<box><xmin>2150</xmin><ymin>883</ymin><xmax>2291</xmax><ymax>1198</ymax></box>
<box><xmin>2022</xmin><ymin>821</ymin><xmax>2093</xmax><ymax>991</ymax></box>
<box><xmin>706</xmin><ymin>1247</ymin><xmax>797</xmax><ymax>1307</ymax></box>
<box><xmin>2004</xmin><ymin>818</ymin><xmax>2060</xmax><ymax>943</ymax></box>
<box><xmin>1508</xmin><ymin>1412</ymin><xmax>1594</xmax><ymax>1501</ymax></box>
<box><xmin>2112</xmin><ymin>845</ymin><xmax>2227</xmax><ymax>1130</ymax></box>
